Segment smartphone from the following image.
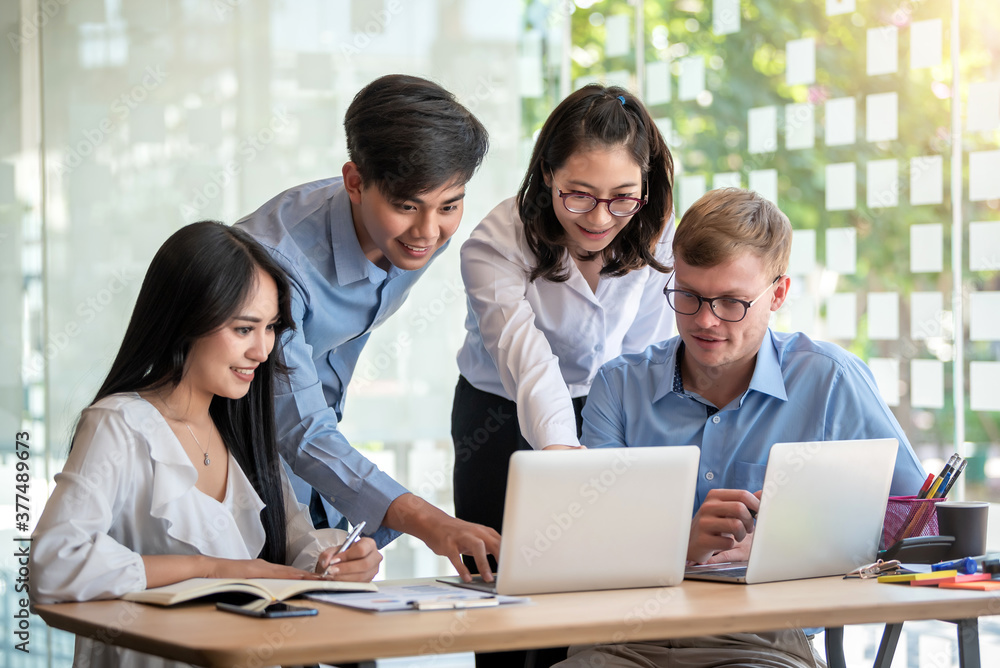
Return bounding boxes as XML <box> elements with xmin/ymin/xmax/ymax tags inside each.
<box><xmin>216</xmin><ymin>601</ymin><xmax>318</xmax><ymax>618</ymax></box>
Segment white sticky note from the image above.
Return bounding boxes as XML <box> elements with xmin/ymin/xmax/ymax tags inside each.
<box><xmin>713</xmin><ymin>0</ymin><xmax>740</xmax><ymax>35</ymax></box>
<box><xmin>868</xmin><ymin>292</ymin><xmax>899</xmax><ymax>340</ymax></box>
<box><xmin>970</xmin><ymin>292</ymin><xmax>1000</xmax><ymax>341</ymax></box>
<box><xmin>869</xmin><ymin>358</ymin><xmax>900</xmax><ymax>407</ymax></box>
<box><xmin>787</xmin><ymin>293</ymin><xmax>817</xmax><ymax>334</ymax></box>
<box><xmin>825</xmin><ymin>97</ymin><xmax>856</xmax><ymax>146</ymax></box>
<box><xmin>679</xmin><ymin>175</ymin><xmax>707</xmax><ymax>216</ymax></box>
<box><xmin>825</xmin><ymin>293</ymin><xmax>857</xmax><ymax>340</ymax></box>
<box><xmin>749</xmin><ymin>106</ymin><xmax>778</xmax><ymax>154</ymax></box>
<box><xmin>826</xmin><ymin>162</ymin><xmax>856</xmax><ymax>211</ymax></box>
<box><xmin>789</xmin><ymin>229</ymin><xmax>816</xmax><ymax>276</ymax></box>
<box><xmin>970</xmin><ymin>362</ymin><xmax>1000</xmax><ymax>411</ymax></box>
<box><xmin>712</xmin><ymin>172</ymin><xmax>741</xmax><ymax>189</ymax></box>
<box><xmin>968</xmin><ymin>82</ymin><xmax>1000</xmax><ymax>132</ymax></box>
<box><xmin>970</xmin><ymin>150</ymin><xmax>1000</xmax><ymax>202</ymax></box>
<box><xmin>129</xmin><ymin>104</ymin><xmax>166</xmax><ymax>143</ymax></box>
<box><xmin>605</xmin><ymin>14</ymin><xmax>631</xmax><ymax>58</ymax></box>
<box><xmin>867</xmin><ymin>159</ymin><xmax>899</xmax><ymax>208</ymax></box>
<box><xmin>785</xmin><ymin>103</ymin><xmax>815</xmax><ymax>150</ymax></box>
<box><xmin>646</xmin><ymin>61</ymin><xmax>671</xmax><ymax>105</ymax></box>
<box><xmin>910</xmin><ymin>155</ymin><xmax>943</xmax><ymax>206</ymax></box>
<box><xmin>679</xmin><ymin>56</ymin><xmax>706</xmax><ymax>101</ymax></box>
<box><xmin>867</xmin><ymin>26</ymin><xmax>898</xmax><ymax>76</ymax></box>
<box><xmin>826</xmin><ymin>227</ymin><xmax>857</xmax><ymax>274</ymax></box>
<box><xmin>911</xmin><ymin>359</ymin><xmax>945</xmax><ymax>409</ymax></box>
<box><xmin>655</xmin><ymin>117</ymin><xmax>673</xmax><ymax>146</ymax></box>
<box><xmin>749</xmin><ymin>169</ymin><xmax>778</xmax><ymax>204</ymax></box>
<box><xmin>911</xmin><ymin>292</ymin><xmax>944</xmax><ymax>340</ymax></box>
<box><xmin>969</xmin><ymin>222</ymin><xmax>1000</xmax><ymax>271</ymax></box>
<box><xmin>827</xmin><ymin>0</ymin><xmax>856</xmax><ymax>16</ymax></box>
<box><xmin>866</xmin><ymin>92</ymin><xmax>898</xmax><ymax>142</ymax></box>
<box><xmin>910</xmin><ymin>223</ymin><xmax>943</xmax><ymax>273</ymax></box>
<box><xmin>605</xmin><ymin>70</ymin><xmax>632</xmax><ymax>90</ymax></box>
<box><xmin>518</xmin><ymin>56</ymin><xmax>544</xmax><ymax>98</ymax></box>
<box><xmin>910</xmin><ymin>19</ymin><xmax>942</xmax><ymax>70</ymax></box>
<box><xmin>786</xmin><ymin>38</ymin><xmax>816</xmax><ymax>86</ymax></box>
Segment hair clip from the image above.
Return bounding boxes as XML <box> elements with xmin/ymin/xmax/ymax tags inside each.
<box><xmin>844</xmin><ymin>559</ymin><xmax>901</xmax><ymax>579</ymax></box>
<box><xmin>617</xmin><ymin>95</ymin><xmax>626</xmax><ymax>107</ymax></box>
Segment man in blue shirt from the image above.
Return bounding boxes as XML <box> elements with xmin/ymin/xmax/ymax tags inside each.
<box><xmin>238</xmin><ymin>74</ymin><xmax>498</xmax><ymax>582</ymax></box>
<box><xmin>559</xmin><ymin>188</ymin><xmax>926</xmax><ymax>668</ymax></box>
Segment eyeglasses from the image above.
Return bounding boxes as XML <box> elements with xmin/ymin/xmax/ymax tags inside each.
<box><xmin>663</xmin><ymin>275</ymin><xmax>783</xmax><ymax>323</ymax></box>
<box><xmin>557</xmin><ymin>189</ymin><xmax>646</xmax><ymax>217</ymax></box>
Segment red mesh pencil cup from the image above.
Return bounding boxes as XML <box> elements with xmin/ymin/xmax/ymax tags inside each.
<box><xmin>881</xmin><ymin>495</ymin><xmax>943</xmax><ymax>549</ymax></box>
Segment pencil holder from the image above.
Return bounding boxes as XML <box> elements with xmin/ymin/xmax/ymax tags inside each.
<box><xmin>881</xmin><ymin>495</ymin><xmax>942</xmax><ymax>549</ymax></box>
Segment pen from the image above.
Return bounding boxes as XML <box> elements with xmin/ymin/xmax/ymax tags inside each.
<box><xmin>323</xmin><ymin>520</ymin><xmax>366</xmax><ymax>576</ymax></box>
<box><xmin>941</xmin><ymin>459</ymin><xmax>967</xmax><ymax>498</ymax></box>
<box><xmin>932</xmin><ymin>557</ymin><xmax>977</xmax><ymax>575</ymax></box>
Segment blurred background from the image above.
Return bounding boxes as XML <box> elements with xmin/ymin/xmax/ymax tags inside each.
<box><xmin>1</xmin><ymin>0</ymin><xmax>998</xmax><ymax>665</ymax></box>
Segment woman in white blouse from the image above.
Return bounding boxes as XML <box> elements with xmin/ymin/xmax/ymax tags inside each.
<box><xmin>452</xmin><ymin>84</ymin><xmax>676</xmax><ymax>567</ymax></box>
<box><xmin>31</xmin><ymin>221</ymin><xmax>381</xmax><ymax>668</ymax></box>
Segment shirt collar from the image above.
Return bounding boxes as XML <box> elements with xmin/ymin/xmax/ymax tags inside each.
<box><xmin>328</xmin><ymin>187</ymin><xmax>395</xmax><ymax>285</ymax></box>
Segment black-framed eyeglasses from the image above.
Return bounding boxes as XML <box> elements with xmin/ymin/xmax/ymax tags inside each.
<box><xmin>663</xmin><ymin>275</ymin><xmax>783</xmax><ymax>323</ymax></box>
<box><xmin>557</xmin><ymin>189</ymin><xmax>646</xmax><ymax>217</ymax></box>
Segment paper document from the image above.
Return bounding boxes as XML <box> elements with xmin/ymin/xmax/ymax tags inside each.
<box><xmin>306</xmin><ymin>582</ymin><xmax>529</xmax><ymax>613</ymax></box>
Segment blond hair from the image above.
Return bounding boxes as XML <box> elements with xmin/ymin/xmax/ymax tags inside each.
<box><xmin>673</xmin><ymin>188</ymin><xmax>792</xmax><ymax>278</ymax></box>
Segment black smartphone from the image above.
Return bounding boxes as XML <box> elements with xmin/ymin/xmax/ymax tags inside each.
<box><xmin>216</xmin><ymin>601</ymin><xmax>318</xmax><ymax>618</ymax></box>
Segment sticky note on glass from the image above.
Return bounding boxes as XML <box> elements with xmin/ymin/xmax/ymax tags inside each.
<box><xmin>910</xmin><ymin>155</ymin><xmax>943</xmax><ymax>206</ymax></box>
<box><xmin>867</xmin><ymin>26</ymin><xmax>898</xmax><ymax>75</ymax></box>
<box><xmin>867</xmin><ymin>159</ymin><xmax>898</xmax><ymax>208</ymax></box>
<box><xmin>869</xmin><ymin>358</ymin><xmax>900</xmax><ymax>407</ymax></box>
<box><xmin>646</xmin><ymin>61</ymin><xmax>671</xmax><ymax>105</ymax></box>
<box><xmin>911</xmin><ymin>292</ymin><xmax>943</xmax><ymax>340</ymax></box>
<box><xmin>518</xmin><ymin>56</ymin><xmax>544</xmax><ymax>98</ymax></box>
<box><xmin>713</xmin><ymin>0</ymin><xmax>740</xmax><ymax>35</ymax></box>
<box><xmin>655</xmin><ymin>117</ymin><xmax>673</xmax><ymax>146</ymax></box>
<box><xmin>969</xmin><ymin>222</ymin><xmax>1000</xmax><ymax>271</ymax></box>
<box><xmin>130</xmin><ymin>104</ymin><xmax>167</xmax><ymax>143</ymax></box>
<box><xmin>910</xmin><ymin>223</ymin><xmax>943</xmax><ymax>273</ymax></box>
<box><xmin>868</xmin><ymin>292</ymin><xmax>899</xmax><ymax>340</ymax></box>
<box><xmin>827</xmin><ymin>0</ymin><xmax>855</xmax><ymax>16</ymax></box>
<box><xmin>786</xmin><ymin>38</ymin><xmax>816</xmax><ymax>86</ymax></box>
<box><xmin>968</xmin><ymin>82</ymin><xmax>1000</xmax><ymax>132</ymax></box>
<box><xmin>605</xmin><ymin>70</ymin><xmax>632</xmax><ymax>90</ymax></box>
<box><xmin>825</xmin><ymin>97</ymin><xmax>856</xmax><ymax>146</ymax></box>
<box><xmin>910</xmin><ymin>19</ymin><xmax>942</xmax><ymax>70</ymax></box>
<box><xmin>679</xmin><ymin>56</ymin><xmax>706</xmax><ymax>101</ymax></box>
<box><xmin>866</xmin><ymin>92</ymin><xmax>898</xmax><ymax>142</ymax></box>
<box><xmin>679</xmin><ymin>174</ymin><xmax>707</xmax><ymax>216</ymax></box>
<box><xmin>825</xmin><ymin>293</ymin><xmax>857</xmax><ymax>340</ymax></box>
<box><xmin>970</xmin><ymin>150</ymin><xmax>1000</xmax><ymax>202</ymax></box>
<box><xmin>713</xmin><ymin>172</ymin><xmax>740</xmax><ymax>189</ymax></box>
<box><xmin>970</xmin><ymin>292</ymin><xmax>1000</xmax><ymax>341</ymax></box>
<box><xmin>911</xmin><ymin>359</ymin><xmax>944</xmax><ymax>409</ymax></box>
<box><xmin>826</xmin><ymin>162</ymin><xmax>856</xmax><ymax>211</ymax></box>
<box><xmin>971</xmin><ymin>362</ymin><xmax>1000</xmax><ymax>411</ymax></box>
<box><xmin>785</xmin><ymin>103</ymin><xmax>815</xmax><ymax>150</ymax></box>
<box><xmin>787</xmin><ymin>293</ymin><xmax>817</xmax><ymax>334</ymax></box>
<box><xmin>789</xmin><ymin>229</ymin><xmax>816</xmax><ymax>276</ymax></box>
<box><xmin>605</xmin><ymin>14</ymin><xmax>631</xmax><ymax>57</ymax></box>
<box><xmin>749</xmin><ymin>169</ymin><xmax>778</xmax><ymax>204</ymax></box>
<box><xmin>749</xmin><ymin>106</ymin><xmax>778</xmax><ymax>153</ymax></box>
<box><xmin>826</xmin><ymin>227</ymin><xmax>857</xmax><ymax>274</ymax></box>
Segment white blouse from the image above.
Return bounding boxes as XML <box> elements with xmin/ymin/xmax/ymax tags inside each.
<box><xmin>456</xmin><ymin>197</ymin><xmax>675</xmax><ymax>448</ymax></box>
<box><xmin>30</xmin><ymin>392</ymin><xmax>346</xmax><ymax>668</ymax></box>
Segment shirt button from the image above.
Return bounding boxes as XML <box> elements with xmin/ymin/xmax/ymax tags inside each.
<box><xmin>712</xmin><ymin>415</ymin><xmax>721</xmax><ymax>423</ymax></box>
<box><xmin>705</xmin><ymin>471</ymin><xmax>715</xmax><ymax>481</ymax></box>
<box><xmin>595</xmin><ymin>344</ymin><xmax>604</xmax><ymax>352</ymax></box>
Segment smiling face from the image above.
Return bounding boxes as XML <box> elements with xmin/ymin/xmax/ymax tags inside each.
<box><xmin>673</xmin><ymin>254</ymin><xmax>789</xmax><ymax>385</ymax></box>
<box><xmin>544</xmin><ymin>146</ymin><xmax>643</xmax><ymax>257</ymax></box>
<box><xmin>181</xmin><ymin>267</ymin><xmax>279</xmax><ymax>404</ymax></box>
<box><xmin>343</xmin><ymin>162</ymin><xmax>465</xmax><ymax>272</ymax></box>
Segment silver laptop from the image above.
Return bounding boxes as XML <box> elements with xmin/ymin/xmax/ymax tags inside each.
<box><xmin>441</xmin><ymin>446</ymin><xmax>700</xmax><ymax>596</ymax></box>
<box><xmin>685</xmin><ymin>438</ymin><xmax>898</xmax><ymax>584</ymax></box>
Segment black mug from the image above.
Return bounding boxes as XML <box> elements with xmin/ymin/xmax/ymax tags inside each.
<box><xmin>936</xmin><ymin>501</ymin><xmax>989</xmax><ymax>560</ymax></box>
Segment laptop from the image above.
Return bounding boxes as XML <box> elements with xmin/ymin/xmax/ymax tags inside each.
<box><xmin>685</xmin><ymin>438</ymin><xmax>898</xmax><ymax>584</ymax></box>
<box><xmin>441</xmin><ymin>446</ymin><xmax>700</xmax><ymax>596</ymax></box>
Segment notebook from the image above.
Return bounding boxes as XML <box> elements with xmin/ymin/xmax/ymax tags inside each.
<box><xmin>440</xmin><ymin>446</ymin><xmax>700</xmax><ymax>596</ymax></box>
<box><xmin>685</xmin><ymin>438</ymin><xmax>898</xmax><ymax>584</ymax></box>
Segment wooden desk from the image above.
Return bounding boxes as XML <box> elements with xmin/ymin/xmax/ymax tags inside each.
<box><xmin>35</xmin><ymin>577</ymin><xmax>999</xmax><ymax>667</ymax></box>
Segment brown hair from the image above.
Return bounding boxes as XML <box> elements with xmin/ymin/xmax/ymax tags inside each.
<box><xmin>673</xmin><ymin>188</ymin><xmax>792</xmax><ymax>278</ymax></box>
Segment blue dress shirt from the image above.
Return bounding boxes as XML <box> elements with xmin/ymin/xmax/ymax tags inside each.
<box><xmin>237</xmin><ymin>177</ymin><xmax>445</xmax><ymax>547</ymax></box>
<box><xmin>582</xmin><ymin>329</ymin><xmax>927</xmax><ymax>510</ymax></box>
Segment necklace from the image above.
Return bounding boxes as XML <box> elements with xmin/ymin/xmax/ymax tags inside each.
<box><xmin>156</xmin><ymin>390</ymin><xmax>212</xmax><ymax>466</ymax></box>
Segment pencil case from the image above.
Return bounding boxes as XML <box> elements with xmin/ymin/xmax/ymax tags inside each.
<box><xmin>881</xmin><ymin>495</ymin><xmax>943</xmax><ymax>549</ymax></box>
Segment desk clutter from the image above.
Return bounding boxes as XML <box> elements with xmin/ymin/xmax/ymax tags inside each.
<box><xmin>881</xmin><ymin>453</ymin><xmax>968</xmax><ymax>549</ymax></box>
<box><xmin>873</xmin><ymin>556</ymin><xmax>1000</xmax><ymax>591</ymax></box>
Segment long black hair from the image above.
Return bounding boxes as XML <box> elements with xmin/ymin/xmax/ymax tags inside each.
<box><xmin>518</xmin><ymin>84</ymin><xmax>674</xmax><ymax>283</ymax></box>
<box><xmin>92</xmin><ymin>221</ymin><xmax>295</xmax><ymax>564</ymax></box>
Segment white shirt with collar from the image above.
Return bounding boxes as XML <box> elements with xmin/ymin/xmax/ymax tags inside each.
<box><xmin>456</xmin><ymin>197</ymin><xmax>675</xmax><ymax>448</ymax></box>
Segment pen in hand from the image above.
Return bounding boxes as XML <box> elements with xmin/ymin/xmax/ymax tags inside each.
<box><xmin>323</xmin><ymin>520</ymin><xmax>366</xmax><ymax>576</ymax></box>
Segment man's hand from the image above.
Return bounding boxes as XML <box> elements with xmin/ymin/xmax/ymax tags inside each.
<box><xmin>383</xmin><ymin>493</ymin><xmax>501</xmax><ymax>582</ymax></box>
<box><xmin>687</xmin><ymin>488</ymin><xmax>760</xmax><ymax>564</ymax></box>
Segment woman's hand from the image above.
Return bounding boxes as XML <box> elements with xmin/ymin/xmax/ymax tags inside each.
<box><xmin>315</xmin><ymin>538</ymin><xmax>382</xmax><ymax>582</ymax></box>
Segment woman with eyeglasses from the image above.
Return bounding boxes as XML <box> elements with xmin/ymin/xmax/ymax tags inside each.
<box><xmin>450</xmin><ymin>85</ymin><xmax>674</xmax><ymax>667</ymax></box>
